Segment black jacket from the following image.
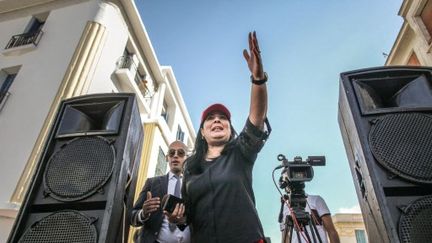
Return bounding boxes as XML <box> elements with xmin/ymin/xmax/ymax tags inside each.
<box><xmin>183</xmin><ymin>119</ymin><xmax>270</xmax><ymax>243</ymax></box>
<box><xmin>130</xmin><ymin>174</ymin><xmax>168</xmax><ymax>242</ymax></box>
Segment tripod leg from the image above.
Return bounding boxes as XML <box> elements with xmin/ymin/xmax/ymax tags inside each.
<box><xmin>303</xmin><ymin>226</ymin><xmax>313</xmax><ymax>243</ymax></box>
<box><xmin>296</xmin><ymin>227</ymin><xmax>302</xmax><ymax>243</ymax></box>
<box><xmin>289</xmin><ymin>226</ymin><xmax>293</xmax><ymax>243</ymax></box>
<box><xmin>282</xmin><ymin>226</ymin><xmax>287</xmax><ymax>243</ymax></box>
<box><xmin>308</xmin><ymin>224</ymin><xmax>318</xmax><ymax>243</ymax></box>
<box><xmin>310</xmin><ymin>218</ymin><xmax>323</xmax><ymax>243</ymax></box>
<box><xmin>284</xmin><ymin>225</ymin><xmax>293</xmax><ymax>243</ymax></box>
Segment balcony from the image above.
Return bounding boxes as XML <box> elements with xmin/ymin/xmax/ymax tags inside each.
<box><xmin>114</xmin><ymin>55</ymin><xmax>155</xmax><ymax>113</ymax></box>
<box><xmin>2</xmin><ymin>30</ymin><xmax>44</xmax><ymax>56</ymax></box>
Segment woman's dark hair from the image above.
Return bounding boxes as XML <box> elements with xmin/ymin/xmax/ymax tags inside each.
<box><xmin>185</xmin><ymin>121</ymin><xmax>237</xmax><ymax>175</ymax></box>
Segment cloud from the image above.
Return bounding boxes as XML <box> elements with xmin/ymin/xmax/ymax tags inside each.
<box><xmin>338</xmin><ymin>204</ymin><xmax>361</xmax><ymax>214</ymax></box>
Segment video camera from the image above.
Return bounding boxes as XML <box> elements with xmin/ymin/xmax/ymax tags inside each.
<box><xmin>277</xmin><ymin>154</ymin><xmax>325</xmax><ymax>189</ymax></box>
<box><xmin>276</xmin><ymin>154</ymin><xmax>327</xmax><ymax>240</ymax></box>
<box><xmin>277</xmin><ymin>154</ymin><xmax>326</xmax><ymax>216</ymax></box>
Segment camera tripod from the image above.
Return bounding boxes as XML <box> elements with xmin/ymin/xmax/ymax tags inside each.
<box><xmin>274</xmin><ymin>154</ymin><xmax>327</xmax><ymax>243</ymax></box>
<box><xmin>281</xmin><ymin>198</ymin><xmax>323</xmax><ymax>243</ymax></box>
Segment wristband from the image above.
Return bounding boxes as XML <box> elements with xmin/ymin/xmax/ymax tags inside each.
<box><xmin>251</xmin><ymin>72</ymin><xmax>268</xmax><ymax>85</ymax></box>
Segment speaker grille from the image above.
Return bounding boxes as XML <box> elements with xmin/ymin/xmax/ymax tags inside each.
<box><xmin>399</xmin><ymin>196</ymin><xmax>432</xmax><ymax>243</ymax></box>
<box><xmin>44</xmin><ymin>137</ymin><xmax>115</xmax><ymax>201</ymax></box>
<box><xmin>18</xmin><ymin>210</ymin><xmax>97</xmax><ymax>243</ymax></box>
<box><xmin>369</xmin><ymin>113</ymin><xmax>432</xmax><ymax>184</ymax></box>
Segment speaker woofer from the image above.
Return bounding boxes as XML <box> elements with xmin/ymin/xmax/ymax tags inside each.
<box><xmin>44</xmin><ymin>137</ymin><xmax>115</xmax><ymax>201</ymax></box>
<box><xmin>369</xmin><ymin>113</ymin><xmax>432</xmax><ymax>184</ymax></box>
<box><xmin>399</xmin><ymin>196</ymin><xmax>432</xmax><ymax>243</ymax></box>
<box><xmin>18</xmin><ymin>210</ymin><xmax>97</xmax><ymax>243</ymax></box>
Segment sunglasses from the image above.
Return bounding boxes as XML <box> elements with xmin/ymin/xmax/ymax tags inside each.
<box><xmin>168</xmin><ymin>148</ymin><xmax>186</xmax><ymax>158</ymax></box>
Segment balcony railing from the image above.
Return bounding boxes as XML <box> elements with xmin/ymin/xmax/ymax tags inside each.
<box><xmin>116</xmin><ymin>55</ymin><xmax>153</xmax><ymax>97</ymax></box>
<box><xmin>5</xmin><ymin>29</ymin><xmax>44</xmax><ymax>49</ymax></box>
<box><xmin>117</xmin><ymin>55</ymin><xmax>137</xmax><ymax>70</ymax></box>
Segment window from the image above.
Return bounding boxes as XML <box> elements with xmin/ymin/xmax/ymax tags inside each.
<box><xmin>123</xmin><ymin>48</ymin><xmax>132</xmax><ymax>58</ymax></box>
<box><xmin>119</xmin><ymin>48</ymin><xmax>134</xmax><ymax>69</ymax></box>
<box><xmin>0</xmin><ymin>74</ymin><xmax>16</xmax><ymax>104</ymax></box>
<box><xmin>421</xmin><ymin>0</ymin><xmax>432</xmax><ymax>43</ymax></box>
<box><xmin>154</xmin><ymin>147</ymin><xmax>167</xmax><ymax>176</ymax></box>
<box><xmin>161</xmin><ymin>100</ymin><xmax>169</xmax><ymax>122</ymax></box>
<box><xmin>5</xmin><ymin>13</ymin><xmax>47</xmax><ymax>49</ymax></box>
<box><xmin>135</xmin><ymin>70</ymin><xmax>145</xmax><ymax>86</ymax></box>
<box><xmin>24</xmin><ymin>17</ymin><xmax>45</xmax><ymax>34</ymax></box>
<box><xmin>135</xmin><ymin>70</ymin><xmax>149</xmax><ymax>96</ymax></box>
<box><xmin>0</xmin><ymin>67</ymin><xmax>20</xmax><ymax>109</ymax></box>
<box><xmin>355</xmin><ymin>229</ymin><xmax>367</xmax><ymax>243</ymax></box>
<box><xmin>176</xmin><ymin>125</ymin><xmax>185</xmax><ymax>142</ymax></box>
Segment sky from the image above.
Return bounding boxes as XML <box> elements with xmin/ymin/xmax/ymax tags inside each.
<box><xmin>135</xmin><ymin>0</ymin><xmax>403</xmax><ymax>241</ymax></box>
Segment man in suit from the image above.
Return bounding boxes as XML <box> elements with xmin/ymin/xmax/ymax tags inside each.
<box><xmin>131</xmin><ymin>140</ymin><xmax>190</xmax><ymax>243</ymax></box>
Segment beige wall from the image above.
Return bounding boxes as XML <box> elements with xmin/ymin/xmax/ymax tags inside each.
<box><xmin>333</xmin><ymin>213</ymin><xmax>367</xmax><ymax>243</ymax></box>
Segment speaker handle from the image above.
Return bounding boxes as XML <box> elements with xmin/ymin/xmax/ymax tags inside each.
<box><xmin>355</xmin><ymin>154</ymin><xmax>366</xmax><ymax>199</ymax></box>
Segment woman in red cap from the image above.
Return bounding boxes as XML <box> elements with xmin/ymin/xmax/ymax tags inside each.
<box><xmin>167</xmin><ymin>31</ymin><xmax>270</xmax><ymax>243</ymax></box>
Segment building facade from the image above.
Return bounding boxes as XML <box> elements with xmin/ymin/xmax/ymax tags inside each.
<box><xmin>0</xmin><ymin>0</ymin><xmax>195</xmax><ymax>241</ymax></box>
<box><xmin>333</xmin><ymin>213</ymin><xmax>368</xmax><ymax>243</ymax></box>
<box><xmin>386</xmin><ymin>0</ymin><xmax>432</xmax><ymax>66</ymax></box>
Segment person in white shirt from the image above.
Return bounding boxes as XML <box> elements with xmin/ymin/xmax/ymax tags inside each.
<box><xmin>280</xmin><ymin>195</ymin><xmax>340</xmax><ymax>243</ymax></box>
<box><xmin>131</xmin><ymin>141</ymin><xmax>191</xmax><ymax>243</ymax></box>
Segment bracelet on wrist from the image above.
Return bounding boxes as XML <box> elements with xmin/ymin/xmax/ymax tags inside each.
<box><xmin>251</xmin><ymin>72</ymin><xmax>268</xmax><ymax>85</ymax></box>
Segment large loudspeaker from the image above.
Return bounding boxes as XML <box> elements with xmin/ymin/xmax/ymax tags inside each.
<box><xmin>338</xmin><ymin>66</ymin><xmax>432</xmax><ymax>243</ymax></box>
<box><xmin>8</xmin><ymin>93</ymin><xmax>143</xmax><ymax>243</ymax></box>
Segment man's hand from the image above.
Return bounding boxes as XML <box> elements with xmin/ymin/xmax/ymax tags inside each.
<box><xmin>142</xmin><ymin>191</ymin><xmax>160</xmax><ymax>219</ymax></box>
<box><xmin>164</xmin><ymin>203</ymin><xmax>186</xmax><ymax>225</ymax></box>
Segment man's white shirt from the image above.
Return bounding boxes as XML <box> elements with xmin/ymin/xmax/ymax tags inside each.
<box><xmin>157</xmin><ymin>171</ymin><xmax>190</xmax><ymax>243</ymax></box>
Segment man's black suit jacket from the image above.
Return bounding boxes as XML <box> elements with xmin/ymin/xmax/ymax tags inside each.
<box><xmin>131</xmin><ymin>173</ymin><xmax>169</xmax><ymax>243</ymax></box>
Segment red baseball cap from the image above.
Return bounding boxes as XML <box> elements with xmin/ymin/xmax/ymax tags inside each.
<box><xmin>201</xmin><ymin>103</ymin><xmax>231</xmax><ymax>124</ymax></box>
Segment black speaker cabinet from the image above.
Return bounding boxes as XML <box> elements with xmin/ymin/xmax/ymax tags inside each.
<box><xmin>338</xmin><ymin>66</ymin><xmax>432</xmax><ymax>243</ymax></box>
<box><xmin>8</xmin><ymin>93</ymin><xmax>143</xmax><ymax>243</ymax></box>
